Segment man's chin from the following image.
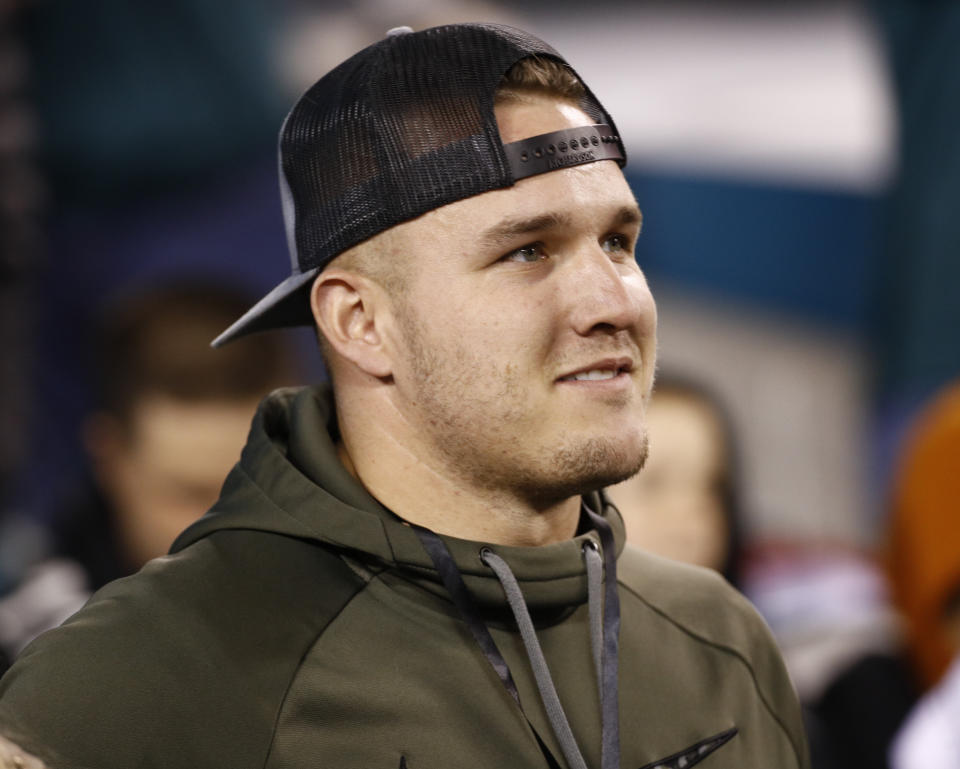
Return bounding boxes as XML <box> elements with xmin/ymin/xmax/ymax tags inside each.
<box><xmin>523</xmin><ymin>432</ymin><xmax>649</xmax><ymax>503</ymax></box>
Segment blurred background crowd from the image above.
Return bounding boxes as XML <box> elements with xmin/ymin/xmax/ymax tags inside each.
<box><xmin>0</xmin><ymin>1</ymin><xmax>958</xmax><ymax>767</ymax></box>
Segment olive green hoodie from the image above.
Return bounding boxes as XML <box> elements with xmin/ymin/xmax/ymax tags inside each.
<box><xmin>0</xmin><ymin>386</ymin><xmax>809</xmax><ymax>769</ymax></box>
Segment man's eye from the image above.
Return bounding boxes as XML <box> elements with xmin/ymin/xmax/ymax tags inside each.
<box><xmin>502</xmin><ymin>243</ymin><xmax>546</xmax><ymax>263</ymax></box>
<box><xmin>603</xmin><ymin>234</ymin><xmax>631</xmax><ymax>254</ymax></box>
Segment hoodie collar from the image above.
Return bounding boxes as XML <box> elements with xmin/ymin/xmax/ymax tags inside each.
<box><xmin>174</xmin><ymin>385</ymin><xmax>626</xmax><ymax>611</ymax></box>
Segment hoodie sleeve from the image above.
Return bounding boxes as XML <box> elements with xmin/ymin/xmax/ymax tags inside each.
<box><xmin>0</xmin><ymin>530</ymin><xmax>365</xmax><ymax>769</ymax></box>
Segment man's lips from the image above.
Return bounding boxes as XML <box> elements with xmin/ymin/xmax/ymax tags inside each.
<box><xmin>556</xmin><ymin>357</ymin><xmax>634</xmax><ymax>383</ymax></box>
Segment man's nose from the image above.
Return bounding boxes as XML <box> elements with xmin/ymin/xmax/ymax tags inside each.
<box><xmin>563</xmin><ymin>246</ymin><xmax>647</xmax><ymax>337</ymax></box>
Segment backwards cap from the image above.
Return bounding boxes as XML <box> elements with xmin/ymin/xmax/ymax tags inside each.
<box><xmin>213</xmin><ymin>22</ymin><xmax>625</xmax><ymax>347</ymax></box>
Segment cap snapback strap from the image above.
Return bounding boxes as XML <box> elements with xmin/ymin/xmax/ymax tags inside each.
<box><xmin>503</xmin><ymin>123</ymin><xmax>624</xmax><ymax>182</ymax></box>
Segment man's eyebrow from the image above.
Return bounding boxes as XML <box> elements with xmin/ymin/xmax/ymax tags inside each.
<box><xmin>479</xmin><ymin>205</ymin><xmax>643</xmax><ymax>249</ymax></box>
<box><xmin>616</xmin><ymin>205</ymin><xmax>643</xmax><ymax>229</ymax></box>
<box><xmin>480</xmin><ymin>212</ymin><xmax>573</xmax><ymax>249</ymax></box>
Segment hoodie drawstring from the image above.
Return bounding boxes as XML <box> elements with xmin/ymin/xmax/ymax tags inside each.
<box><xmin>584</xmin><ymin>506</ymin><xmax>622</xmax><ymax>769</ymax></box>
<box><xmin>584</xmin><ymin>541</ymin><xmax>604</xmax><ymax>688</ymax></box>
<box><xmin>482</xmin><ymin>547</ymin><xmax>589</xmax><ymax>769</ymax></box>
<box><xmin>413</xmin><ymin>505</ymin><xmax>621</xmax><ymax>769</ymax></box>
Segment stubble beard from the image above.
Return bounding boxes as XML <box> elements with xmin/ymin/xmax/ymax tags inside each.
<box><xmin>395</xmin><ymin>305</ymin><xmax>650</xmax><ymax>507</ymax></box>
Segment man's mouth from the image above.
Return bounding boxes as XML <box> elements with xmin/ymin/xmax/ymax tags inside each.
<box><xmin>560</xmin><ymin>369</ymin><xmax>619</xmax><ymax>382</ymax></box>
<box><xmin>557</xmin><ymin>358</ymin><xmax>633</xmax><ymax>383</ymax></box>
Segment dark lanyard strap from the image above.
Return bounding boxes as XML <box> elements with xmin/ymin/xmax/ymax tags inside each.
<box><xmin>412</xmin><ymin>524</ymin><xmax>521</xmax><ymax>706</ymax></box>
<box><xmin>414</xmin><ymin>525</ymin><xmax>561</xmax><ymax>769</ymax></box>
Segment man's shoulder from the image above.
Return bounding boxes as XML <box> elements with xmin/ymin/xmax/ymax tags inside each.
<box><xmin>617</xmin><ymin>546</ymin><xmax>810</xmax><ymax>768</ymax></box>
<box><xmin>617</xmin><ymin>545</ymin><xmax>780</xmax><ymax>669</ymax></box>
<box><xmin>0</xmin><ymin>530</ymin><xmax>366</xmax><ymax>769</ymax></box>
<box><xmin>47</xmin><ymin>528</ymin><xmax>366</xmax><ymax>658</ymax></box>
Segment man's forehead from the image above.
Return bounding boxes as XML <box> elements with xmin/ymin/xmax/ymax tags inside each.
<box><xmin>344</xmin><ymin>162</ymin><xmax>637</xmax><ymax>261</ymax></box>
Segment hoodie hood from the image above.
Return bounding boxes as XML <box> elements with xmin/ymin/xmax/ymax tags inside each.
<box><xmin>173</xmin><ymin>385</ymin><xmax>627</xmax><ymax>611</ymax></box>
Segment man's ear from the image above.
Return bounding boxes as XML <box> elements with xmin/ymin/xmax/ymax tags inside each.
<box><xmin>310</xmin><ymin>269</ymin><xmax>394</xmax><ymax>378</ymax></box>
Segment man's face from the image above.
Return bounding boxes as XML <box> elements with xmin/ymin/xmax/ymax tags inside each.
<box><xmin>382</xmin><ymin>96</ymin><xmax>657</xmax><ymax>504</ymax></box>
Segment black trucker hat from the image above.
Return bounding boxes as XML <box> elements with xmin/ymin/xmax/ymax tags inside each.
<box><xmin>212</xmin><ymin>22</ymin><xmax>625</xmax><ymax>347</ymax></box>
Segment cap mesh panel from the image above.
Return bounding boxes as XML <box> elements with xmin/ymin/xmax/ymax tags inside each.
<box><xmin>281</xmin><ymin>23</ymin><xmax>614</xmax><ymax>273</ymax></box>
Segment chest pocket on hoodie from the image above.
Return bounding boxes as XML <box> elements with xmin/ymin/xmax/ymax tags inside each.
<box><xmin>637</xmin><ymin>727</ymin><xmax>738</xmax><ymax>769</ymax></box>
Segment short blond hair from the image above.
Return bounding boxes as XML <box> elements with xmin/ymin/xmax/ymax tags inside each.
<box><xmin>495</xmin><ymin>55</ymin><xmax>586</xmax><ymax>104</ymax></box>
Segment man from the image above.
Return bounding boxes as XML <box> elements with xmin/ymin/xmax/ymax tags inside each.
<box><xmin>0</xmin><ymin>24</ymin><xmax>809</xmax><ymax>768</ymax></box>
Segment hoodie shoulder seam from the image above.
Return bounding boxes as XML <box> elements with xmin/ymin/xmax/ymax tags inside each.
<box><xmin>260</xmin><ymin>548</ymin><xmax>373</xmax><ymax>768</ymax></box>
<box><xmin>619</xmin><ymin>580</ymin><xmax>804</xmax><ymax>767</ymax></box>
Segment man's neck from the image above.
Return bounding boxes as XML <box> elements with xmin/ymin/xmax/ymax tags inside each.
<box><xmin>334</xmin><ymin>425</ymin><xmax>581</xmax><ymax>548</ymax></box>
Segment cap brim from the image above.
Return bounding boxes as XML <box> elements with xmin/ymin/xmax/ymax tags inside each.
<box><xmin>210</xmin><ymin>268</ymin><xmax>320</xmax><ymax>347</ymax></box>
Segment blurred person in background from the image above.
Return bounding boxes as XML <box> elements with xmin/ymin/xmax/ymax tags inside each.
<box><xmin>886</xmin><ymin>380</ymin><xmax>960</xmax><ymax>769</ymax></box>
<box><xmin>0</xmin><ymin>280</ymin><xmax>296</xmax><ymax>672</ymax></box>
<box><xmin>605</xmin><ymin>374</ymin><xmax>742</xmax><ymax>587</ymax></box>
<box><xmin>890</xmin><ymin>587</ymin><xmax>960</xmax><ymax>769</ymax></box>
<box><xmin>607</xmin><ymin>373</ymin><xmax>922</xmax><ymax>769</ymax></box>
